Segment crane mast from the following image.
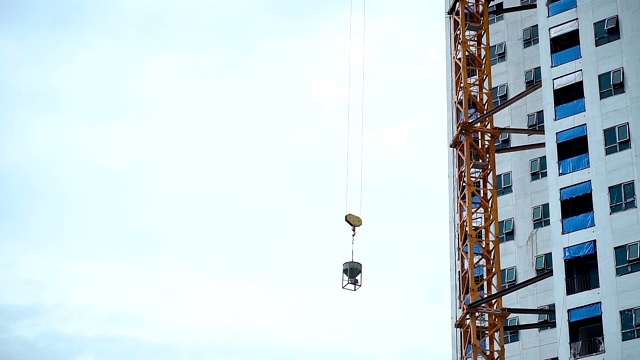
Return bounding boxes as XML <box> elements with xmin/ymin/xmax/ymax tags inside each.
<box><xmin>450</xmin><ymin>0</ymin><xmax>503</xmax><ymax>359</ymax></box>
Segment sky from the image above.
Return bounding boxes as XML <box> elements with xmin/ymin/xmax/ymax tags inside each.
<box><xmin>0</xmin><ymin>1</ymin><xmax>450</xmax><ymax>359</ymax></box>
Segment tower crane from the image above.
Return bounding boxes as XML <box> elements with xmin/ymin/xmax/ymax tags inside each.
<box><xmin>446</xmin><ymin>1</ymin><xmax>554</xmax><ymax>359</ymax></box>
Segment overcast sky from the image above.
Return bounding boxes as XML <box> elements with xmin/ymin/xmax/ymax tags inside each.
<box><xmin>0</xmin><ymin>1</ymin><xmax>449</xmax><ymax>359</ymax></box>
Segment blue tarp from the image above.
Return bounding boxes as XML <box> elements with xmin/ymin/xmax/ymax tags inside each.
<box><xmin>549</xmin><ymin>0</ymin><xmax>577</xmax><ymax>17</ymax></box>
<box><xmin>559</xmin><ymin>153</ymin><xmax>590</xmax><ymax>175</ymax></box>
<box><xmin>472</xmin><ymin>195</ymin><xmax>481</xmax><ymax>209</ymax></box>
<box><xmin>464</xmin><ymin>292</ymin><xmax>485</xmax><ymax>305</ymax></box>
<box><xmin>555</xmin><ymin>98</ymin><xmax>586</xmax><ymax>120</ymax></box>
<box><xmin>561</xmin><ymin>181</ymin><xmax>592</xmax><ymax>200</ymax></box>
<box><xmin>466</xmin><ymin>341</ymin><xmax>487</xmax><ymax>358</ymax></box>
<box><xmin>562</xmin><ymin>212</ymin><xmax>595</xmax><ymax>234</ymax></box>
<box><xmin>463</xmin><ymin>244</ymin><xmax>483</xmax><ymax>254</ymax></box>
<box><xmin>564</xmin><ymin>240</ymin><xmax>596</xmax><ymax>260</ymax></box>
<box><xmin>474</xmin><ymin>266</ymin><xmax>484</xmax><ymax>277</ymax></box>
<box><xmin>557</xmin><ymin>124</ymin><xmax>587</xmax><ymax>143</ymax></box>
<box><xmin>552</xmin><ymin>45</ymin><xmax>581</xmax><ymax>67</ymax></box>
<box><xmin>569</xmin><ymin>302</ymin><xmax>601</xmax><ymax>322</ymax></box>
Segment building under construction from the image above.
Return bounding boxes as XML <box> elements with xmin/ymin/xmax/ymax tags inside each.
<box><xmin>446</xmin><ymin>0</ymin><xmax>640</xmax><ymax>359</ymax></box>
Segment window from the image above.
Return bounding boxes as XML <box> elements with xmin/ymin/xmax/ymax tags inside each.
<box><xmin>609</xmin><ymin>181</ymin><xmax>636</xmax><ymax>213</ymax></box>
<box><xmin>499</xmin><ymin>218</ymin><xmax>514</xmax><ymax>243</ymax></box>
<box><xmin>599</xmin><ymin>68</ymin><xmax>625</xmax><ymax>99</ymax></box>
<box><xmin>621</xmin><ymin>307</ymin><xmax>640</xmax><ymax>341</ymax></box>
<box><xmin>538</xmin><ymin>304</ymin><xmax>556</xmax><ymax>331</ymax></box>
<box><xmin>548</xmin><ymin>0</ymin><xmax>577</xmax><ymax>17</ymax></box>
<box><xmin>521</xmin><ymin>0</ymin><xmax>536</xmax><ymax>4</ymax></box>
<box><xmin>557</xmin><ymin>124</ymin><xmax>589</xmax><ymax>175</ymax></box>
<box><xmin>554</xmin><ymin>71</ymin><xmax>585</xmax><ymax>119</ymax></box>
<box><xmin>604</xmin><ymin>123</ymin><xmax>630</xmax><ymax>155</ymax></box>
<box><xmin>490</xmin><ymin>42</ymin><xmax>506</xmax><ymax>65</ymax></box>
<box><xmin>560</xmin><ymin>181</ymin><xmax>594</xmax><ymax>234</ymax></box>
<box><xmin>594</xmin><ymin>15</ymin><xmax>620</xmax><ymax>47</ymax></box>
<box><xmin>565</xmin><ymin>241</ymin><xmax>599</xmax><ymax>295</ymax></box>
<box><xmin>614</xmin><ymin>241</ymin><xmax>640</xmax><ymax>276</ymax></box>
<box><xmin>569</xmin><ymin>304</ymin><xmax>604</xmax><ymax>357</ymax></box>
<box><xmin>527</xmin><ymin>110</ymin><xmax>544</xmax><ymax>130</ymax></box>
<box><xmin>523</xmin><ymin>25</ymin><xmax>539</xmax><ymax>48</ymax></box>
<box><xmin>492</xmin><ymin>84</ymin><xmax>508</xmax><ymax>107</ymax></box>
<box><xmin>535</xmin><ymin>252</ymin><xmax>553</xmax><ymax>275</ymax></box>
<box><xmin>495</xmin><ymin>130</ymin><xmax>510</xmax><ymax>150</ymax></box>
<box><xmin>530</xmin><ymin>156</ymin><xmax>547</xmax><ymax>181</ymax></box>
<box><xmin>501</xmin><ymin>267</ymin><xmax>516</xmax><ymax>289</ymax></box>
<box><xmin>489</xmin><ymin>3</ymin><xmax>504</xmax><ymax>24</ymax></box>
<box><xmin>504</xmin><ymin>317</ymin><xmax>519</xmax><ymax>344</ymax></box>
<box><xmin>533</xmin><ymin>203</ymin><xmax>550</xmax><ymax>228</ymax></box>
<box><xmin>497</xmin><ymin>172</ymin><xmax>512</xmax><ymax>196</ymax></box>
<box><xmin>550</xmin><ymin>21</ymin><xmax>581</xmax><ymax>66</ymax></box>
<box><xmin>524</xmin><ymin>67</ymin><xmax>542</xmax><ymax>88</ymax></box>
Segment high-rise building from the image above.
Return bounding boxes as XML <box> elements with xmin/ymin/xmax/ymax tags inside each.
<box><xmin>447</xmin><ymin>0</ymin><xmax>640</xmax><ymax>359</ymax></box>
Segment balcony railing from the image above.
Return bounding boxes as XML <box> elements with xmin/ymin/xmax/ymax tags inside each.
<box><xmin>570</xmin><ymin>336</ymin><xmax>605</xmax><ymax>359</ymax></box>
<box><xmin>555</xmin><ymin>98</ymin><xmax>585</xmax><ymax>120</ymax></box>
<box><xmin>552</xmin><ymin>45</ymin><xmax>581</xmax><ymax>67</ymax></box>
<box><xmin>566</xmin><ymin>273</ymin><xmax>600</xmax><ymax>295</ymax></box>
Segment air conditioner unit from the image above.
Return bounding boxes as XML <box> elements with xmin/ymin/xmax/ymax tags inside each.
<box><xmin>525</xmin><ymin>69</ymin><xmax>535</xmax><ymax>83</ymax></box>
<box><xmin>612</xmin><ymin>69</ymin><xmax>624</xmax><ymax>85</ymax></box>
<box><xmin>495</xmin><ymin>42</ymin><xmax>505</xmax><ymax>55</ymax></box>
<box><xmin>605</xmin><ymin>16</ymin><xmax>618</xmax><ymax>31</ymax></box>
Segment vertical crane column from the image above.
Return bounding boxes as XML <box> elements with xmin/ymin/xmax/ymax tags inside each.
<box><xmin>450</xmin><ymin>1</ymin><xmax>504</xmax><ymax>359</ymax></box>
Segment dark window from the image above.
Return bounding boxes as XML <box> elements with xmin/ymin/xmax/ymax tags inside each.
<box><xmin>489</xmin><ymin>3</ymin><xmax>504</xmax><ymax>24</ymax></box>
<box><xmin>621</xmin><ymin>307</ymin><xmax>640</xmax><ymax>341</ymax></box>
<box><xmin>565</xmin><ymin>249</ymin><xmax>599</xmax><ymax>295</ymax></box>
<box><xmin>504</xmin><ymin>317</ymin><xmax>519</xmax><ymax>343</ymax></box>
<box><xmin>604</xmin><ymin>123</ymin><xmax>630</xmax><ymax>155</ymax></box>
<box><xmin>569</xmin><ymin>309</ymin><xmax>604</xmax><ymax>357</ymax></box>
<box><xmin>560</xmin><ymin>181</ymin><xmax>594</xmax><ymax>234</ymax></box>
<box><xmin>538</xmin><ymin>304</ymin><xmax>556</xmax><ymax>331</ymax></box>
<box><xmin>535</xmin><ymin>252</ymin><xmax>553</xmax><ymax>275</ymax></box>
<box><xmin>521</xmin><ymin>0</ymin><xmax>537</xmax><ymax>4</ymax></box>
<box><xmin>499</xmin><ymin>218</ymin><xmax>514</xmax><ymax>243</ymax></box>
<box><xmin>609</xmin><ymin>181</ymin><xmax>636</xmax><ymax>213</ymax></box>
<box><xmin>490</xmin><ymin>42</ymin><xmax>506</xmax><ymax>65</ymax></box>
<box><xmin>525</xmin><ymin>67</ymin><xmax>542</xmax><ymax>88</ymax></box>
<box><xmin>527</xmin><ymin>110</ymin><xmax>544</xmax><ymax>130</ymax></box>
<box><xmin>550</xmin><ymin>25</ymin><xmax>580</xmax><ymax>66</ymax></box>
<box><xmin>523</xmin><ymin>25</ymin><xmax>539</xmax><ymax>48</ymax></box>
<box><xmin>492</xmin><ymin>84</ymin><xmax>508</xmax><ymax>107</ymax></box>
<box><xmin>554</xmin><ymin>78</ymin><xmax>584</xmax><ymax>108</ymax></box>
<box><xmin>533</xmin><ymin>203</ymin><xmax>550</xmax><ymax>228</ymax></box>
<box><xmin>497</xmin><ymin>172</ymin><xmax>512</xmax><ymax>196</ymax></box>
<box><xmin>530</xmin><ymin>156</ymin><xmax>547</xmax><ymax>181</ymax></box>
<box><xmin>557</xmin><ymin>125</ymin><xmax>589</xmax><ymax>175</ymax></box>
<box><xmin>614</xmin><ymin>242</ymin><xmax>640</xmax><ymax>276</ymax></box>
<box><xmin>594</xmin><ymin>15</ymin><xmax>620</xmax><ymax>47</ymax></box>
<box><xmin>599</xmin><ymin>68</ymin><xmax>625</xmax><ymax>99</ymax></box>
<box><xmin>495</xmin><ymin>130</ymin><xmax>510</xmax><ymax>150</ymax></box>
<box><xmin>501</xmin><ymin>267</ymin><xmax>516</xmax><ymax>289</ymax></box>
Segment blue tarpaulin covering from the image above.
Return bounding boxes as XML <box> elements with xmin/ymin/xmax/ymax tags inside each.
<box><xmin>466</xmin><ymin>341</ymin><xmax>487</xmax><ymax>358</ymax></box>
<box><xmin>549</xmin><ymin>0</ymin><xmax>577</xmax><ymax>16</ymax></box>
<box><xmin>561</xmin><ymin>181</ymin><xmax>592</xmax><ymax>200</ymax></box>
<box><xmin>555</xmin><ymin>98</ymin><xmax>586</xmax><ymax>120</ymax></box>
<box><xmin>474</xmin><ymin>266</ymin><xmax>484</xmax><ymax>277</ymax></box>
<box><xmin>564</xmin><ymin>240</ymin><xmax>596</xmax><ymax>260</ymax></box>
<box><xmin>552</xmin><ymin>45</ymin><xmax>581</xmax><ymax>67</ymax></box>
<box><xmin>559</xmin><ymin>153</ymin><xmax>590</xmax><ymax>175</ymax></box>
<box><xmin>557</xmin><ymin>124</ymin><xmax>587</xmax><ymax>143</ymax></box>
<box><xmin>562</xmin><ymin>212</ymin><xmax>595</xmax><ymax>234</ymax></box>
<box><xmin>463</xmin><ymin>244</ymin><xmax>483</xmax><ymax>254</ymax></box>
<box><xmin>472</xmin><ymin>195</ymin><xmax>481</xmax><ymax>209</ymax></box>
<box><xmin>569</xmin><ymin>302</ymin><xmax>601</xmax><ymax>322</ymax></box>
<box><xmin>464</xmin><ymin>292</ymin><xmax>485</xmax><ymax>305</ymax></box>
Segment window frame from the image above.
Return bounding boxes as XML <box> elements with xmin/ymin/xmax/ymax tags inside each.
<box><xmin>599</xmin><ymin>67</ymin><xmax>625</xmax><ymax>99</ymax></box>
<box><xmin>525</xmin><ymin>67</ymin><xmax>542</xmax><ymax>88</ymax></box>
<box><xmin>501</xmin><ymin>267</ymin><xmax>517</xmax><ymax>289</ymax></box>
<box><xmin>615</xmin><ymin>241</ymin><xmax>640</xmax><ymax>276</ymax></box>
<box><xmin>523</xmin><ymin>25</ymin><xmax>540</xmax><ymax>48</ymax></box>
<box><xmin>535</xmin><ymin>252</ymin><xmax>553</xmax><ymax>274</ymax></box>
<box><xmin>499</xmin><ymin>218</ymin><xmax>515</xmax><ymax>243</ymax></box>
<box><xmin>609</xmin><ymin>181</ymin><xmax>636</xmax><ymax>214</ymax></box>
<box><xmin>489</xmin><ymin>3</ymin><xmax>504</xmax><ymax>24</ymax></box>
<box><xmin>492</xmin><ymin>84</ymin><xmax>508</xmax><ymax>107</ymax></box>
<box><xmin>538</xmin><ymin>304</ymin><xmax>556</xmax><ymax>331</ymax></box>
<box><xmin>527</xmin><ymin>110</ymin><xmax>544</xmax><ymax>130</ymax></box>
<box><xmin>490</xmin><ymin>42</ymin><xmax>507</xmax><ymax>65</ymax></box>
<box><xmin>533</xmin><ymin>203</ymin><xmax>551</xmax><ymax>228</ymax></box>
<box><xmin>594</xmin><ymin>15</ymin><xmax>620</xmax><ymax>47</ymax></box>
<box><xmin>621</xmin><ymin>306</ymin><xmax>640</xmax><ymax>341</ymax></box>
<box><xmin>604</xmin><ymin>123</ymin><xmax>631</xmax><ymax>155</ymax></box>
<box><xmin>504</xmin><ymin>317</ymin><xmax>520</xmax><ymax>344</ymax></box>
<box><xmin>530</xmin><ymin>156</ymin><xmax>548</xmax><ymax>181</ymax></box>
<box><xmin>497</xmin><ymin>172</ymin><xmax>513</xmax><ymax>196</ymax></box>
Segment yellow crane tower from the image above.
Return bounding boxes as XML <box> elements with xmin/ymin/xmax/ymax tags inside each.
<box><xmin>447</xmin><ymin>1</ymin><xmax>552</xmax><ymax>359</ymax></box>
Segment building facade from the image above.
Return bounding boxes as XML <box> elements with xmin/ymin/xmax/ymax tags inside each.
<box><xmin>447</xmin><ymin>0</ymin><xmax>640</xmax><ymax>359</ymax></box>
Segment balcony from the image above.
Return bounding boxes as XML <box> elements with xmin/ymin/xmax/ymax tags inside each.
<box><xmin>570</xmin><ymin>336</ymin><xmax>605</xmax><ymax>359</ymax></box>
<box><xmin>566</xmin><ymin>272</ymin><xmax>599</xmax><ymax>295</ymax></box>
<box><xmin>549</xmin><ymin>0</ymin><xmax>577</xmax><ymax>17</ymax></box>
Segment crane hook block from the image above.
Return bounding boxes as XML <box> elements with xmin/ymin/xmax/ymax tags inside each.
<box><xmin>345</xmin><ymin>214</ymin><xmax>362</xmax><ymax>228</ymax></box>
